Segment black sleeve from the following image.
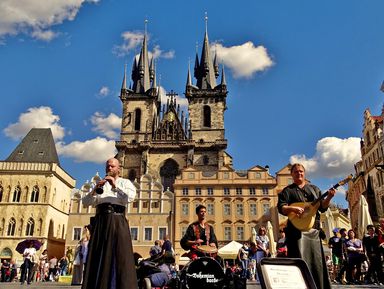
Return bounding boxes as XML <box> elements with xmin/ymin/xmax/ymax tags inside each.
<box><xmin>277</xmin><ymin>187</ymin><xmax>289</xmax><ymax>215</ymax></box>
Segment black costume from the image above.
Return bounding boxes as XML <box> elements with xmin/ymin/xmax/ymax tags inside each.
<box><xmin>82</xmin><ymin>177</ymin><xmax>137</xmax><ymax>289</ymax></box>
<box><xmin>278</xmin><ymin>183</ymin><xmax>331</xmax><ymax>289</ymax></box>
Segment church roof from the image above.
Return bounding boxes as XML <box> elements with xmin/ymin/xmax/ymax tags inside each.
<box><xmin>5</xmin><ymin>128</ymin><xmax>60</xmax><ymax>164</ymax></box>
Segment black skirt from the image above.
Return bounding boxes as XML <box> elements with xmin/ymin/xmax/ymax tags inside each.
<box><xmin>82</xmin><ymin>204</ymin><xmax>137</xmax><ymax>289</ymax></box>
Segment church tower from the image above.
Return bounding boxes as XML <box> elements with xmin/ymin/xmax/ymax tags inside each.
<box><xmin>116</xmin><ymin>20</ymin><xmax>229</xmax><ymax>190</ymax></box>
<box><xmin>185</xmin><ymin>17</ymin><xmax>229</xmax><ymax>171</ymax></box>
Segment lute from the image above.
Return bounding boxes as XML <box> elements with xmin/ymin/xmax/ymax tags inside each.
<box><xmin>288</xmin><ymin>174</ymin><xmax>353</xmax><ymax>231</ymax></box>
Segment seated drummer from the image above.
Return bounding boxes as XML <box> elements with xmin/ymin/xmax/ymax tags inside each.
<box><xmin>180</xmin><ymin>205</ymin><xmax>218</xmax><ymax>259</ymax></box>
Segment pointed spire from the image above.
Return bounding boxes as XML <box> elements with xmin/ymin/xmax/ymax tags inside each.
<box><xmin>194</xmin><ymin>50</ymin><xmax>199</xmax><ymax>79</ymax></box>
<box><xmin>121</xmin><ymin>63</ymin><xmax>127</xmax><ymax>90</ymax></box>
<box><xmin>150</xmin><ymin>57</ymin><xmax>155</xmax><ymax>80</ymax></box>
<box><xmin>133</xmin><ymin>19</ymin><xmax>151</xmax><ymax>94</ymax></box>
<box><xmin>213</xmin><ymin>51</ymin><xmax>219</xmax><ymax>78</ymax></box>
<box><xmin>196</xmin><ymin>13</ymin><xmax>216</xmax><ymax>89</ymax></box>
<box><xmin>186</xmin><ymin>61</ymin><xmax>192</xmax><ymax>86</ymax></box>
<box><xmin>151</xmin><ymin>59</ymin><xmax>157</xmax><ymax>88</ymax></box>
<box><xmin>220</xmin><ymin>65</ymin><xmax>227</xmax><ymax>86</ymax></box>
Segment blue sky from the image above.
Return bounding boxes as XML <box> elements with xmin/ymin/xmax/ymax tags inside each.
<box><xmin>1</xmin><ymin>0</ymin><xmax>384</xmax><ymax>208</ymax></box>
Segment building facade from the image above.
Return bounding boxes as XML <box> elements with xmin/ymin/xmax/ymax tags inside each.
<box><xmin>66</xmin><ymin>172</ymin><xmax>174</xmax><ymax>258</ymax></box>
<box><xmin>0</xmin><ymin>128</ymin><xmax>75</xmax><ymax>263</ymax></box>
<box><xmin>173</xmin><ymin>165</ymin><xmax>295</xmax><ymax>253</ymax></box>
<box><xmin>347</xmin><ymin>108</ymin><xmax>384</xmax><ymax>231</ymax></box>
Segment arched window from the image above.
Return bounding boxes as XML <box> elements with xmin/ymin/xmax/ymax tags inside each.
<box><xmin>203</xmin><ymin>105</ymin><xmax>211</xmax><ymax>127</ymax></box>
<box><xmin>0</xmin><ymin>248</ymin><xmax>12</xmax><ymax>260</ymax></box>
<box><xmin>160</xmin><ymin>159</ymin><xmax>179</xmax><ymax>192</ymax></box>
<box><xmin>26</xmin><ymin>218</ymin><xmax>34</xmax><ymax>236</ymax></box>
<box><xmin>134</xmin><ymin>108</ymin><xmax>141</xmax><ymax>131</ymax></box>
<box><xmin>30</xmin><ymin>186</ymin><xmax>39</xmax><ymax>203</ymax></box>
<box><xmin>7</xmin><ymin>218</ymin><xmax>16</xmax><ymax>236</ymax></box>
<box><xmin>0</xmin><ymin>186</ymin><xmax>3</xmax><ymax>202</ymax></box>
<box><xmin>12</xmin><ymin>186</ymin><xmax>21</xmax><ymax>202</ymax></box>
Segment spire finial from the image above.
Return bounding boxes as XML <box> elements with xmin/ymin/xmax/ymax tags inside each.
<box><xmin>195</xmin><ymin>41</ymin><xmax>199</xmax><ymax>54</ymax></box>
<box><xmin>204</xmin><ymin>12</ymin><xmax>208</xmax><ymax>33</ymax></box>
<box><xmin>144</xmin><ymin>18</ymin><xmax>148</xmax><ymax>37</ymax></box>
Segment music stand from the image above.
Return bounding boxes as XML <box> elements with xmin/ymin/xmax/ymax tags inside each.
<box><xmin>256</xmin><ymin>258</ymin><xmax>316</xmax><ymax>289</ymax></box>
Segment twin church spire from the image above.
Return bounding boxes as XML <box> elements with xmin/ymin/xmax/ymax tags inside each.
<box><xmin>121</xmin><ymin>17</ymin><xmax>227</xmax><ymax>96</ymax></box>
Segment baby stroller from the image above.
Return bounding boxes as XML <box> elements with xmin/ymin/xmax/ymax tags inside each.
<box><xmin>136</xmin><ymin>252</ymin><xmax>177</xmax><ymax>289</ymax></box>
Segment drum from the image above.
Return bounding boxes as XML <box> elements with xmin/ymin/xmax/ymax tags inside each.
<box><xmin>180</xmin><ymin>257</ymin><xmax>225</xmax><ymax>289</ymax></box>
<box><xmin>195</xmin><ymin>245</ymin><xmax>218</xmax><ymax>255</ymax></box>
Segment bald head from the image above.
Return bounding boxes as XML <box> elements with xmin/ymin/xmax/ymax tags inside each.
<box><xmin>106</xmin><ymin>158</ymin><xmax>121</xmax><ymax>177</ymax></box>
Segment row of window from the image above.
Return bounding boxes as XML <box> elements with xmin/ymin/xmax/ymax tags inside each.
<box><xmin>181</xmin><ymin>187</ymin><xmax>269</xmax><ymax>196</ymax></box>
<box><xmin>186</xmin><ymin>171</ymin><xmax>264</xmax><ymax>180</ymax></box>
<box><xmin>180</xmin><ymin>203</ymin><xmax>270</xmax><ymax>216</ymax></box>
<box><xmin>0</xmin><ymin>186</ymin><xmax>41</xmax><ymax>203</ymax></box>
<box><xmin>364</xmin><ymin>146</ymin><xmax>383</xmax><ymax>170</ymax></box>
<box><xmin>72</xmin><ymin>226</ymin><xmax>168</xmax><ymax>242</ymax></box>
<box><xmin>74</xmin><ymin>225</ymin><xmax>254</xmax><ymax>242</ymax></box>
<box><xmin>1</xmin><ymin>218</ymin><xmax>38</xmax><ymax>237</ymax></box>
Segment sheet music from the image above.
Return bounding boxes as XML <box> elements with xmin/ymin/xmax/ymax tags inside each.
<box><xmin>263</xmin><ymin>264</ymin><xmax>307</xmax><ymax>289</ymax></box>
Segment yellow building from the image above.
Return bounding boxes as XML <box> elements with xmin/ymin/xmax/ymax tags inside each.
<box><xmin>173</xmin><ymin>165</ymin><xmax>294</xmax><ymax>254</ymax></box>
<box><xmin>66</xmin><ymin>173</ymin><xmax>173</xmax><ymax>259</ymax></box>
<box><xmin>0</xmin><ymin>128</ymin><xmax>75</xmax><ymax>263</ymax></box>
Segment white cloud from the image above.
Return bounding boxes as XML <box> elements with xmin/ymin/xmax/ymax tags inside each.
<box><xmin>0</xmin><ymin>0</ymin><xmax>98</xmax><ymax>41</ymax></box>
<box><xmin>290</xmin><ymin>137</ymin><xmax>361</xmax><ymax>178</ymax></box>
<box><xmin>98</xmin><ymin>86</ymin><xmax>110</xmax><ymax>97</ymax></box>
<box><xmin>56</xmin><ymin>137</ymin><xmax>116</xmax><ymax>163</ymax></box>
<box><xmin>113</xmin><ymin>31</ymin><xmax>144</xmax><ymax>57</ymax></box>
<box><xmin>151</xmin><ymin>45</ymin><xmax>175</xmax><ymax>59</ymax></box>
<box><xmin>90</xmin><ymin>112</ymin><xmax>121</xmax><ymax>139</ymax></box>
<box><xmin>3</xmin><ymin>106</ymin><xmax>65</xmax><ymax>141</ymax></box>
<box><xmin>113</xmin><ymin>31</ymin><xmax>175</xmax><ymax>59</ymax></box>
<box><xmin>213</xmin><ymin>42</ymin><xmax>273</xmax><ymax>79</ymax></box>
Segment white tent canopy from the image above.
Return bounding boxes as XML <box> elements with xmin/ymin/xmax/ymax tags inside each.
<box><xmin>218</xmin><ymin>240</ymin><xmax>243</xmax><ymax>259</ymax></box>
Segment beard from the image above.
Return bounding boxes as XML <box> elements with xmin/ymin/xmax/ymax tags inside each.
<box><xmin>106</xmin><ymin>171</ymin><xmax>118</xmax><ymax>178</ymax></box>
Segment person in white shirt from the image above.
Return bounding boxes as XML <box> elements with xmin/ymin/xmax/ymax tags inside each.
<box><xmin>20</xmin><ymin>242</ymin><xmax>36</xmax><ymax>284</ymax></box>
<box><xmin>81</xmin><ymin>158</ymin><xmax>137</xmax><ymax>289</ymax></box>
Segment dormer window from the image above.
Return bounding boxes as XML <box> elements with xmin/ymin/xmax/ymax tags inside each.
<box><xmin>38</xmin><ymin>152</ymin><xmax>44</xmax><ymax>156</ymax></box>
<box><xmin>18</xmin><ymin>150</ymin><xmax>24</xmax><ymax>155</ymax></box>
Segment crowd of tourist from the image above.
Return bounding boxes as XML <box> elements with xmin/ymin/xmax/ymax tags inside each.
<box><xmin>327</xmin><ymin>224</ymin><xmax>384</xmax><ymax>285</ymax></box>
<box><xmin>231</xmin><ymin>223</ymin><xmax>384</xmax><ymax>286</ymax></box>
<box><xmin>0</xmin><ymin>225</ymin><xmax>90</xmax><ymax>285</ymax></box>
<box><xmin>1</xmin><ymin>221</ymin><xmax>383</xmax><ymax>286</ymax></box>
